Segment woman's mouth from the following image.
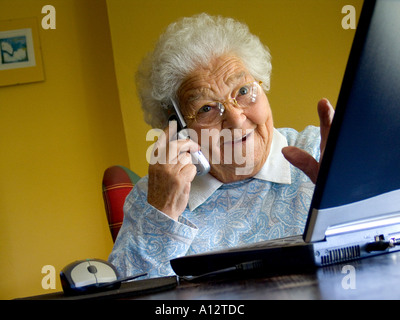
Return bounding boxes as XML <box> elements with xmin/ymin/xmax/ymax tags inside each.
<box><xmin>226</xmin><ymin>130</ymin><xmax>254</xmax><ymax>145</ymax></box>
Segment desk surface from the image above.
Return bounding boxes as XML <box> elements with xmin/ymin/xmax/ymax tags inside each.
<box><xmin>135</xmin><ymin>251</ymin><xmax>400</xmax><ymax>300</ymax></box>
<box><xmin>22</xmin><ymin>251</ymin><xmax>400</xmax><ymax>300</ymax></box>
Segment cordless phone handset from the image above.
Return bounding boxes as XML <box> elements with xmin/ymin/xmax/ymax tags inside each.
<box><xmin>169</xmin><ymin>99</ymin><xmax>210</xmax><ymax>176</ymax></box>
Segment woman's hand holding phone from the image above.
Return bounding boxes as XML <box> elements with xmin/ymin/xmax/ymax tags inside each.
<box><xmin>147</xmin><ymin>121</ymin><xmax>201</xmax><ymax>221</ymax></box>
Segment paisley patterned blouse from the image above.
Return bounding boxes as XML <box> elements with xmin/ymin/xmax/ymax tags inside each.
<box><xmin>109</xmin><ymin>126</ymin><xmax>320</xmax><ymax>278</ymax></box>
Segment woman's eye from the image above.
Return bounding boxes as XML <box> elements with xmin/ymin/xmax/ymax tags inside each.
<box><xmin>198</xmin><ymin>105</ymin><xmax>212</xmax><ymax>114</ymax></box>
<box><xmin>238</xmin><ymin>86</ymin><xmax>249</xmax><ymax>96</ymax></box>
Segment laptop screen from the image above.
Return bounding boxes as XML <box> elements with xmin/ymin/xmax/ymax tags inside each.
<box><xmin>305</xmin><ymin>0</ymin><xmax>400</xmax><ymax>242</ymax></box>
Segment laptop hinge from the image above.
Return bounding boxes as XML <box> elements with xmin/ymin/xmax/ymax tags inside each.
<box><xmin>305</xmin><ymin>189</ymin><xmax>400</xmax><ymax>242</ymax></box>
<box><xmin>325</xmin><ymin>213</ymin><xmax>400</xmax><ymax>238</ymax></box>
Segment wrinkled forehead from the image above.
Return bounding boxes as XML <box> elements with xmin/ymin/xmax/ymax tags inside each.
<box><xmin>178</xmin><ymin>55</ymin><xmax>253</xmax><ymax>105</ymax></box>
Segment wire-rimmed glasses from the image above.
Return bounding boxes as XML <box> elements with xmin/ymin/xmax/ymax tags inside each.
<box><xmin>185</xmin><ymin>81</ymin><xmax>263</xmax><ymax>127</ymax></box>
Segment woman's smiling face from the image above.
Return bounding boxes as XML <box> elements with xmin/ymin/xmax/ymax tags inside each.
<box><xmin>178</xmin><ymin>55</ymin><xmax>274</xmax><ymax>183</ymax></box>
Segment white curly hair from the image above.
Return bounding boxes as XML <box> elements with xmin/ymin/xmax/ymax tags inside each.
<box><xmin>135</xmin><ymin>13</ymin><xmax>272</xmax><ymax>128</ymax></box>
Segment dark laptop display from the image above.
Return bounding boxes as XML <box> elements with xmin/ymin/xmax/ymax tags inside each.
<box><xmin>305</xmin><ymin>0</ymin><xmax>400</xmax><ymax>242</ymax></box>
<box><xmin>171</xmin><ymin>0</ymin><xmax>400</xmax><ymax>277</ymax></box>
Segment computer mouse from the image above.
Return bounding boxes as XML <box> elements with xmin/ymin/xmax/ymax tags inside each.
<box><xmin>60</xmin><ymin>259</ymin><xmax>120</xmax><ymax>295</ymax></box>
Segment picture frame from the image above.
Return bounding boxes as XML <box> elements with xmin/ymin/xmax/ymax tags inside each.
<box><xmin>0</xmin><ymin>17</ymin><xmax>44</xmax><ymax>86</ymax></box>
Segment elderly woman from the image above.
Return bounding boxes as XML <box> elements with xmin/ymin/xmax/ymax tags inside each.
<box><xmin>109</xmin><ymin>14</ymin><xmax>334</xmax><ymax>278</ymax></box>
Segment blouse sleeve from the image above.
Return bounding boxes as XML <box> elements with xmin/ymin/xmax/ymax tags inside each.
<box><xmin>108</xmin><ymin>176</ymin><xmax>199</xmax><ymax>278</ymax></box>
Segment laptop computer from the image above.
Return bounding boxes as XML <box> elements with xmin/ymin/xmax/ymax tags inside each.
<box><xmin>170</xmin><ymin>0</ymin><xmax>400</xmax><ymax>277</ymax></box>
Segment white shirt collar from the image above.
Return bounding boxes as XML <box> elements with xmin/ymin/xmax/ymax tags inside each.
<box><xmin>188</xmin><ymin>128</ymin><xmax>291</xmax><ymax>211</ymax></box>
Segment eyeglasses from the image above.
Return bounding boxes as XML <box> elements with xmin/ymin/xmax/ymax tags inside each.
<box><xmin>185</xmin><ymin>81</ymin><xmax>263</xmax><ymax>127</ymax></box>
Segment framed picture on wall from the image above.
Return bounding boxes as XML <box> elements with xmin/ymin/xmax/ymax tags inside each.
<box><xmin>0</xmin><ymin>17</ymin><xmax>44</xmax><ymax>86</ymax></box>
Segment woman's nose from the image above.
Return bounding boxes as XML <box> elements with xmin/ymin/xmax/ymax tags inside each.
<box><xmin>221</xmin><ymin>103</ymin><xmax>246</xmax><ymax>129</ymax></box>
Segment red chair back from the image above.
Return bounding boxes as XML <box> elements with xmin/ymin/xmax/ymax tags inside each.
<box><xmin>102</xmin><ymin>165</ymin><xmax>140</xmax><ymax>242</ymax></box>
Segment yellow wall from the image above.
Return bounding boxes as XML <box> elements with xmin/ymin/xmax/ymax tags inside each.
<box><xmin>106</xmin><ymin>0</ymin><xmax>363</xmax><ymax>177</ymax></box>
<box><xmin>0</xmin><ymin>0</ymin><xmax>129</xmax><ymax>299</ymax></box>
